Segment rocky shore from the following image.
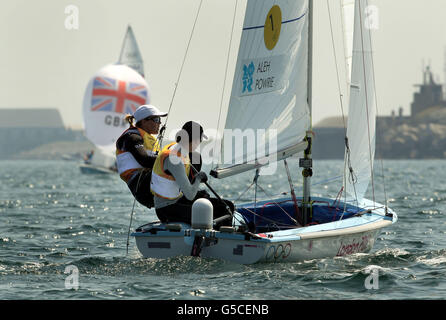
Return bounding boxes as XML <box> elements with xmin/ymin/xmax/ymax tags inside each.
<box><xmin>378</xmin><ymin>120</ymin><xmax>446</xmax><ymax>159</ymax></box>
<box><xmin>5</xmin><ymin>107</ymin><xmax>446</xmax><ymax>161</ymax></box>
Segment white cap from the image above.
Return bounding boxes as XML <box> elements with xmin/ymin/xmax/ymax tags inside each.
<box><xmin>133</xmin><ymin>105</ymin><xmax>168</xmax><ymax>123</ymax></box>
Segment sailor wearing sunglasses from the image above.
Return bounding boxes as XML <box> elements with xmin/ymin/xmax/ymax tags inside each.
<box><xmin>115</xmin><ymin>105</ymin><xmax>168</xmax><ymax>208</ymax></box>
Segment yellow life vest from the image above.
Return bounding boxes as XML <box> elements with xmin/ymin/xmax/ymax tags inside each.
<box><xmin>150</xmin><ymin>142</ymin><xmax>191</xmax><ymax>200</ymax></box>
<box><xmin>143</xmin><ymin>132</ymin><xmax>160</xmax><ymax>156</ymax></box>
<box><xmin>116</xmin><ymin>127</ymin><xmax>159</xmax><ymax>183</ymax></box>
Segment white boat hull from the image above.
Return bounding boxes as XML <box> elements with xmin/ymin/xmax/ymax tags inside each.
<box><xmin>132</xmin><ymin>198</ymin><xmax>397</xmax><ymax>264</ymax></box>
<box><xmin>133</xmin><ymin>225</ymin><xmax>382</xmax><ymax>264</ymax></box>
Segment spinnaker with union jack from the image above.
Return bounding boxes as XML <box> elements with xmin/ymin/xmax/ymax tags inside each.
<box><xmin>81</xmin><ymin>25</ymin><xmax>150</xmax><ymax>174</ymax></box>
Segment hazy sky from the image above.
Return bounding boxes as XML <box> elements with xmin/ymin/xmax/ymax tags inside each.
<box><xmin>1</xmin><ymin>0</ymin><xmax>445</xmax><ymax>132</ymax></box>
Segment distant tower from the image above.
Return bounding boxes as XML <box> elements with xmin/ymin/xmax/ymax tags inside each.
<box><xmin>411</xmin><ymin>63</ymin><xmax>444</xmax><ymax>117</ymax></box>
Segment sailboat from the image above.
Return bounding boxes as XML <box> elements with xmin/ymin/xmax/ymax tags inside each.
<box><xmin>118</xmin><ymin>25</ymin><xmax>145</xmax><ymax>78</ymax></box>
<box><xmin>131</xmin><ymin>0</ymin><xmax>397</xmax><ymax>264</ymax></box>
<box><xmin>80</xmin><ymin>25</ymin><xmax>149</xmax><ymax>174</ymax></box>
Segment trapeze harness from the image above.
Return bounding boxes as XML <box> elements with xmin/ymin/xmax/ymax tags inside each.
<box><xmin>116</xmin><ymin>127</ymin><xmax>160</xmax><ymax>183</ymax></box>
<box><xmin>150</xmin><ymin>142</ymin><xmax>191</xmax><ymax>200</ymax></box>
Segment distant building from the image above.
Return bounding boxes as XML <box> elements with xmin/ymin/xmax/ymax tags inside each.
<box><xmin>411</xmin><ymin>66</ymin><xmax>446</xmax><ymax>116</ymax></box>
<box><xmin>0</xmin><ymin>108</ymin><xmax>86</xmax><ymax>159</ymax></box>
<box><xmin>313</xmin><ymin>64</ymin><xmax>446</xmax><ymax>159</ymax></box>
<box><xmin>377</xmin><ymin>106</ymin><xmax>411</xmax><ymax>129</ymax></box>
<box><xmin>0</xmin><ymin>108</ymin><xmax>65</xmax><ymax>128</ymax></box>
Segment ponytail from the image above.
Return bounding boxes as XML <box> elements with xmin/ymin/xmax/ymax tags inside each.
<box><xmin>125</xmin><ymin>114</ymin><xmax>135</xmax><ymax>128</ymax></box>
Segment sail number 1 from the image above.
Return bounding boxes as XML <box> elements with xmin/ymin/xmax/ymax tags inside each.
<box><xmin>264</xmin><ymin>5</ymin><xmax>282</xmax><ymax>50</ymax></box>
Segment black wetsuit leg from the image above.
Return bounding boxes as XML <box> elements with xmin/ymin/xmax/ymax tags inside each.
<box><xmin>128</xmin><ymin>170</ymin><xmax>154</xmax><ymax>208</ymax></box>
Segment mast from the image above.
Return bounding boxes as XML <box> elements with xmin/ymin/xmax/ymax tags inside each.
<box><xmin>300</xmin><ymin>0</ymin><xmax>313</xmax><ymax>226</ymax></box>
<box><xmin>308</xmin><ymin>0</ymin><xmax>313</xmax><ymax>122</ymax></box>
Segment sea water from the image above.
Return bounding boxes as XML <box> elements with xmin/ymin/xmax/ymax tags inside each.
<box><xmin>0</xmin><ymin>159</ymin><xmax>445</xmax><ymax>300</ymax></box>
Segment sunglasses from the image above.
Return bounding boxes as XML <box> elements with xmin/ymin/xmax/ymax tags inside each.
<box><xmin>146</xmin><ymin>117</ymin><xmax>161</xmax><ymax>124</ymax></box>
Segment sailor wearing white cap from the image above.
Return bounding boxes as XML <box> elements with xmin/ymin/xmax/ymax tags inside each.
<box><xmin>133</xmin><ymin>104</ymin><xmax>168</xmax><ymax>123</ymax></box>
<box><xmin>115</xmin><ymin>104</ymin><xmax>168</xmax><ymax>208</ymax></box>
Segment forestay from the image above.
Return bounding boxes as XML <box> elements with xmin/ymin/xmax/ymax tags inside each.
<box><xmin>344</xmin><ymin>0</ymin><xmax>376</xmax><ymax>202</ymax></box>
<box><xmin>213</xmin><ymin>0</ymin><xmax>311</xmax><ymax>179</ymax></box>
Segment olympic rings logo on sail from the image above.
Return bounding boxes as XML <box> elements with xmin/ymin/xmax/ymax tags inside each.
<box><xmin>265</xmin><ymin>243</ymin><xmax>292</xmax><ymax>261</ymax></box>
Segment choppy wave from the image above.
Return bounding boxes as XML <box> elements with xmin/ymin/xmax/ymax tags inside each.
<box><xmin>1</xmin><ymin>160</ymin><xmax>446</xmax><ymax>299</ymax></box>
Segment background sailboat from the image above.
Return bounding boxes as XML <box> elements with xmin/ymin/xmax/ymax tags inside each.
<box><xmin>131</xmin><ymin>0</ymin><xmax>397</xmax><ymax>264</ymax></box>
<box><xmin>118</xmin><ymin>25</ymin><xmax>145</xmax><ymax>78</ymax></box>
<box><xmin>80</xmin><ymin>25</ymin><xmax>150</xmax><ymax>174</ymax></box>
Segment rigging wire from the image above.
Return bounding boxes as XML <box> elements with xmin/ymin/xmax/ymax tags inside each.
<box><xmin>235</xmin><ymin>180</ymin><xmax>257</xmax><ymax>202</ymax></box>
<box><xmin>253</xmin><ymin>168</ymin><xmax>259</xmax><ymax>226</ymax></box>
<box><xmin>126</xmin><ymin>197</ymin><xmax>137</xmax><ymax>256</ymax></box>
<box><xmin>284</xmin><ymin>159</ymin><xmax>302</xmax><ymax>225</ymax></box>
<box><xmin>126</xmin><ymin>168</ymin><xmax>149</xmax><ymax>255</ymax></box>
<box><xmin>126</xmin><ymin>0</ymin><xmax>205</xmax><ymax>253</ymax></box>
<box><xmin>233</xmin><ymin>170</ymin><xmax>299</xmax><ymax>227</ymax></box>
<box><xmin>326</xmin><ymin>1</ymin><xmax>348</xmax><ymax>140</ymax></box>
<box><xmin>241</xmin><ymin>206</ymin><xmax>298</xmax><ymax>229</ymax></box>
<box><xmin>212</xmin><ymin>0</ymin><xmax>239</xmax><ymax>169</ymax></box>
<box><xmin>364</xmin><ymin>0</ymin><xmax>389</xmax><ymax>210</ymax></box>
<box><xmin>234</xmin><ymin>174</ymin><xmax>345</xmax><ymax>203</ymax></box>
<box><xmin>326</xmin><ymin>0</ymin><xmax>358</xmax><ymax>209</ymax></box>
<box><xmin>156</xmin><ymin>0</ymin><xmax>204</xmax><ymax>147</ymax></box>
<box><xmin>254</xmin><ymin>183</ymin><xmax>299</xmax><ymax>226</ymax></box>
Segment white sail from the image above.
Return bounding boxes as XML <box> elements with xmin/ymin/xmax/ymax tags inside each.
<box><xmin>213</xmin><ymin>0</ymin><xmax>310</xmax><ymax>178</ymax></box>
<box><xmin>341</xmin><ymin>0</ymin><xmax>355</xmax><ymax>85</ymax></box>
<box><xmin>118</xmin><ymin>25</ymin><xmax>145</xmax><ymax>77</ymax></box>
<box><xmin>344</xmin><ymin>0</ymin><xmax>376</xmax><ymax>202</ymax></box>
